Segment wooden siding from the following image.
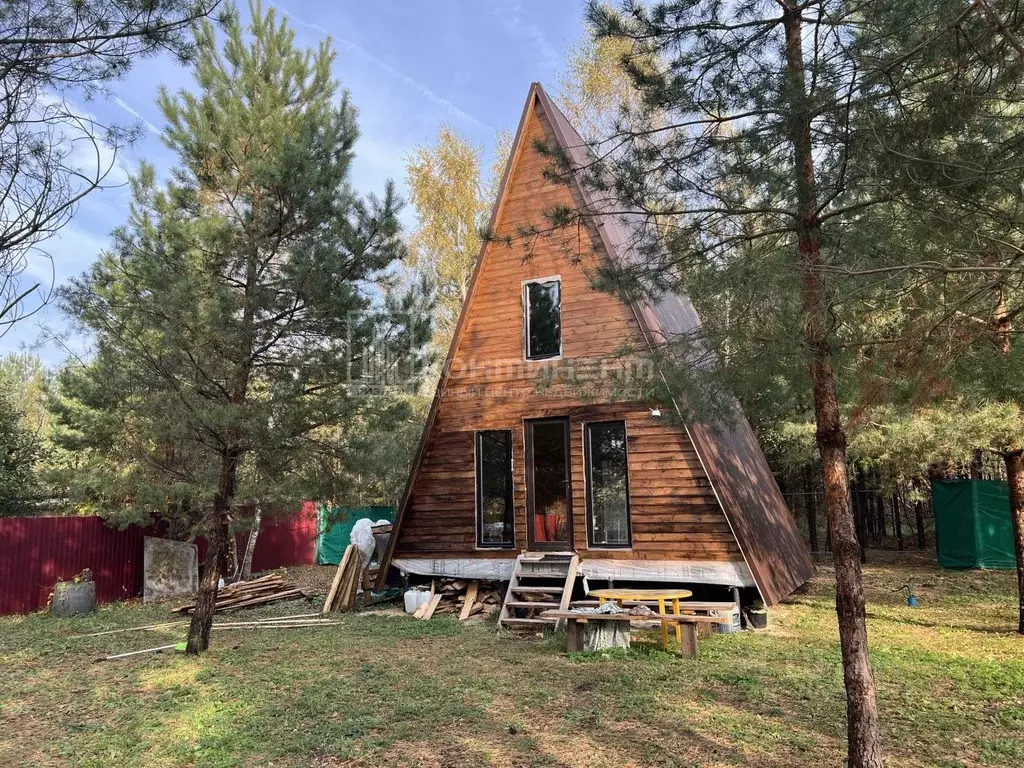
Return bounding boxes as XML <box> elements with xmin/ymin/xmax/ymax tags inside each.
<box><xmin>393</xmin><ymin>97</ymin><xmax>741</xmax><ymax>563</ymax></box>
<box><xmin>537</xmin><ymin>85</ymin><xmax>813</xmax><ymax>603</ymax></box>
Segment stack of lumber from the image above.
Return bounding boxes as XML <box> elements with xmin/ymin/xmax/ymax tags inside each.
<box><xmin>323</xmin><ymin>545</ymin><xmax>364</xmax><ymax>613</ymax></box>
<box><xmin>412</xmin><ymin>579</ymin><xmax>501</xmax><ymax>620</ymax></box>
<box><xmin>173</xmin><ymin>573</ymin><xmax>306</xmax><ymax>615</ymax></box>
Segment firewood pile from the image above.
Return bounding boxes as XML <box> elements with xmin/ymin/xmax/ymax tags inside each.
<box><xmin>412</xmin><ymin>578</ymin><xmax>501</xmax><ymax>620</ymax></box>
<box><xmin>172</xmin><ymin>573</ymin><xmax>307</xmax><ymax>615</ymax></box>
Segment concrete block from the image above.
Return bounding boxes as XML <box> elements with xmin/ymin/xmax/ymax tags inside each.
<box><xmin>144</xmin><ymin>536</ymin><xmax>198</xmax><ymax>602</ymax></box>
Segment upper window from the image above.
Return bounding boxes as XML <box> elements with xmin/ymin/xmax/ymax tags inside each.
<box><xmin>585</xmin><ymin>421</ymin><xmax>631</xmax><ymax>548</ymax></box>
<box><xmin>476</xmin><ymin>430</ymin><xmax>515</xmax><ymax>548</ymax></box>
<box><xmin>524</xmin><ymin>278</ymin><xmax>561</xmax><ymax>360</ymax></box>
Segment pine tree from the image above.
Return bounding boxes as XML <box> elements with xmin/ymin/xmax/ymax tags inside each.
<box><xmin>567</xmin><ymin>1</ymin><xmax>1024</xmax><ymax>764</ymax></box>
<box><xmin>0</xmin><ymin>388</ymin><xmax>43</xmax><ymax>517</ymax></box>
<box><xmin>855</xmin><ymin>2</ymin><xmax>1024</xmax><ymax>631</ymax></box>
<box><xmin>58</xmin><ymin>0</ymin><xmax>429</xmax><ymax>654</ymax></box>
<box><xmin>0</xmin><ymin>0</ymin><xmax>220</xmax><ymax>331</ymax></box>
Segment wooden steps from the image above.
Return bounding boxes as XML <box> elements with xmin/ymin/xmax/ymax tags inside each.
<box><xmin>498</xmin><ymin>552</ymin><xmax>579</xmax><ymax>632</ymax></box>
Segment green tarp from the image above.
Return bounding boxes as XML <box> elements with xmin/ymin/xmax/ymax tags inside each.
<box><xmin>932</xmin><ymin>479</ymin><xmax>1017</xmax><ymax>569</ymax></box>
<box><xmin>315</xmin><ymin>505</ymin><xmax>395</xmax><ymax>566</ymax></box>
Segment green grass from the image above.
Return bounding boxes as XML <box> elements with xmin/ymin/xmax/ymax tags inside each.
<box><xmin>2</xmin><ymin>559</ymin><xmax>1023</xmax><ymax>767</ymax></box>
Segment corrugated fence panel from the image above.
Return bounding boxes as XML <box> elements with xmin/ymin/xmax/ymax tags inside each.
<box><xmin>0</xmin><ymin>517</ymin><xmax>146</xmax><ymax>615</ymax></box>
<box><xmin>195</xmin><ymin>504</ymin><xmax>320</xmax><ymax>571</ymax></box>
<box><xmin>0</xmin><ymin>508</ymin><xmax>317</xmax><ymax>616</ymax></box>
<box><xmin>249</xmin><ymin>502</ymin><xmax>319</xmax><ymax>572</ymax></box>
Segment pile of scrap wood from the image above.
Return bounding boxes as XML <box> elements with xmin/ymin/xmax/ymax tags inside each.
<box><xmin>172</xmin><ymin>573</ymin><xmax>306</xmax><ymax>615</ymax></box>
<box><xmin>412</xmin><ymin>579</ymin><xmax>501</xmax><ymax>621</ymax></box>
<box><xmin>323</xmin><ymin>544</ymin><xmax>364</xmax><ymax>613</ymax></box>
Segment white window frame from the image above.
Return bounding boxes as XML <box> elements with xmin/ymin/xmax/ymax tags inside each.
<box><xmin>522</xmin><ymin>275</ymin><xmax>562</xmax><ymax>362</ymax></box>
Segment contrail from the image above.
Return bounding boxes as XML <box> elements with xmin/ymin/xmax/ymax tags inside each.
<box><xmin>271</xmin><ymin>2</ymin><xmax>495</xmax><ymax>133</ymax></box>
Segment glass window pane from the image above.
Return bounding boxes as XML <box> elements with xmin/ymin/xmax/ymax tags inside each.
<box><xmin>477</xmin><ymin>431</ymin><xmax>514</xmax><ymax>547</ymax></box>
<box><xmin>587</xmin><ymin>422</ymin><xmax>630</xmax><ymax>546</ymax></box>
<box><xmin>529</xmin><ymin>420</ymin><xmax>570</xmax><ymax>546</ymax></box>
<box><xmin>527</xmin><ymin>280</ymin><xmax>561</xmax><ymax>359</ymax></box>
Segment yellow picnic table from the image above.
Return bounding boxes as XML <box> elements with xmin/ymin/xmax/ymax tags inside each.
<box><xmin>589</xmin><ymin>588</ymin><xmax>694</xmax><ymax>650</ymax></box>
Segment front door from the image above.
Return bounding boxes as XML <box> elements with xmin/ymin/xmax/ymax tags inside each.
<box><xmin>525</xmin><ymin>417</ymin><xmax>573</xmax><ymax>550</ymax></box>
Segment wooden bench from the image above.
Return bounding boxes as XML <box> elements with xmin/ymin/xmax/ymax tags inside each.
<box><xmin>540</xmin><ymin>610</ymin><xmax>728</xmax><ymax>658</ymax></box>
<box><xmin>570</xmin><ymin>600</ymin><xmax>736</xmax><ymax>614</ymax></box>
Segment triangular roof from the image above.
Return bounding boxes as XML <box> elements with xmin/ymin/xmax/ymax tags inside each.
<box><xmin>378</xmin><ymin>83</ymin><xmax>812</xmax><ymax>605</ymax></box>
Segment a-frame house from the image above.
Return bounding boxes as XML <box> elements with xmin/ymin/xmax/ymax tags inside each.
<box><xmin>378</xmin><ymin>83</ymin><xmax>812</xmax><ymax>618</ymax></box>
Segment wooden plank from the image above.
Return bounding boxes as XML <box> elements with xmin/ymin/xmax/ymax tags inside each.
<box><xmin>323</xmin><ymin>545</ymin><xmax>354</xmax><ymax>613</ymax></box>
<box><xmin>459</xmin><ymin>581</ymin><xmax>480</xmax><ymax>620</ymax></box>
<box><xmin>341</xmin><ymin>551</ymin><xmax>364</xmax><ymax>610</ymax></box>
<box><xmin>553</xmin><ymin>554</ymin><xmax>579</xmax><ymax>631</ymax></box>
<box><xmin>419</xmin><ymin>593</ymin><xmax>442</xmax><ymax>621</ymax></box>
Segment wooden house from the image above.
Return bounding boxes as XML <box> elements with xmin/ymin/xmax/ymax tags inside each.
<box><xmin>378</xmin><ymin>84</ymin><xmax>812</xmax><ymax>623</ymax></box>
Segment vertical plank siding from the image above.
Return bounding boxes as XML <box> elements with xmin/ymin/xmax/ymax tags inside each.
<box><xmin>394</xmin><ymin>97</ymin><xmax>742</xmax><ymax>564</ymax></box>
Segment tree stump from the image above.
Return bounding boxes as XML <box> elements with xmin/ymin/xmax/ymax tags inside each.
<box><xmin>584</xmin><ymin>620</ymin><xmax>630</xmax><ymax>651</ymax></box>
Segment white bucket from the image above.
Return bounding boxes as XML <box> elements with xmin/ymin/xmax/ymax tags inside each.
<box><xmin>404</xmin><ymin>589</ymin><xmax>430</xmax><ymax>614</ymax></box>
<box><xmin>713</xmin><ymin>604</ymin><xmax>742</xmax><ymax>634</ymax></box>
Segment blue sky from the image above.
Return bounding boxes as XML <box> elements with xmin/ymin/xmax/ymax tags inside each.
<box><xmin>5</xmin><ymin>0</ymin><xmax>589</xmax><ymax>365</ymax></box>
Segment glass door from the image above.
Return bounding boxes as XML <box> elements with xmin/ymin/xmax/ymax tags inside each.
<box><xmin>525</xmin><ymin>417</ymin><xmax>573</xmax><ymax>550</ymax></box>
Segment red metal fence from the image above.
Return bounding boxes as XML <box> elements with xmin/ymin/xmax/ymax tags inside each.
<box><xmin>0</xmin><ymin>505</ymin><xmax>319</xmax><ymax>616</ymax></box>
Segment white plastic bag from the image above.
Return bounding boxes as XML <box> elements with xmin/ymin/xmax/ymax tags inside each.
<box><xmin>350</xmin><ymin>518</ymin><xmax>377</xmax><ymax>562</ymax></box>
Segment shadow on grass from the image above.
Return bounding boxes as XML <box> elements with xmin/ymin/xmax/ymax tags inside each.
<box><xmin>865</xmin><ymin>610</ymin><xmax>1018</xmax><ymax>635</ymax></box>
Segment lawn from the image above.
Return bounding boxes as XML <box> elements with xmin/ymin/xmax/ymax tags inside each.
<box><xmin>2</xmin><ymin>558</ymin><xmax>1022</xmax><ymax>768</ymax></box>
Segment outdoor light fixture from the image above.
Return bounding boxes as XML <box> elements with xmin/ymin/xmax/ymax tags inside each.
<box><xmin>650</xmin><ymin>407</ymin><xmax>661</xmax><ymax>419</ymax></box>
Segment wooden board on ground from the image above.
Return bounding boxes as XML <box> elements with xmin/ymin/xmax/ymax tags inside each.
<box><xmin>324</xmin><ymin>546</ymin><xmax>365</xmax><ymax>613</ymax></box>
<box><xmin>323</xmin><ymin>545</ymin><xmax>354</xmax><ymax>613</ymax></box>
<box><xmin>419</xmin><ymin>593</ymin><xmax>442</xmax><ymax>621</ymax></box>
<box><xmin>172</xmin><ymin>574</ymin><xmax>306</xmax><ymax>615</ymax></box>
<box><xmin>459</xmin><ymin>581</ymin><xmax>480</xmax><ymax>620</ymax></box>
<box><xmin>341</xmin><ymin>551</ymin><xmax>364</xmax><ymax>610</ymax></box>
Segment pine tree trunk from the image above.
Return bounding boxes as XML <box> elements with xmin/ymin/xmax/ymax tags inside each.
<box><xmin>865</xmin><ymin>479</ymin><xmax>876</xmax><ymax>542</ymax></box>
<box><xmin>804</xmin><ymin>464</ymin><xmax>819</xmax><ymax>553</ymax></box>
<box><xmin>240</xmin><ymin>501</ymin><xmax>262</xmax><ymax>582</ymax></box>
<box><xmin>854</xmin><ymin>471</ymin><xmax>869</xmax><ymax>563</ymax></box>
<box><xmin>1003</xmin><ymin>451</ymin><xmax>1024</xmax><ymax>635</ymax></box>
<box><xmin>970</xmin><ymin>450</ymin><xmax>984</xmax><ymax>480</ymax></box>
<box><xmin>186</xmin><ymin>514</ymin><xmax>224</xmax><ymax>655</ymax></box>
<box><xmin>782</xmin><ymin>6</ymin><xmax>883</xmax><ymax>765</ymax></box>
<box><xmin>893</xmin><ymin>492</ymin><xmax>904</xmax><ymax>551</ymax></box>
<box><xmin>993</xmin><ymin>286</ymin><xmax>1024</xmax><ymax>633</ymax></box>
<box><xmin>186</xmin><ymin>447</ymin><xmax>241</xmax><ymax>655</ymax></box>
<box><xmin>876</xmin><ymin>487</ymin><xmax>887</xmax><ymax>542</ymax></box>
<box><xmin>916</xmin><ymin>497</ymin><xmax>926</xmax><ymax>550</ymax></box>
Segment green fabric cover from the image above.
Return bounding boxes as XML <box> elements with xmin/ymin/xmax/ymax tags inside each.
<box><xmin>315</xmin><ymin>505</ymin><xmax>395</xmax><ymax>565</ymax></box>
<box><xmin>932</xmin><ymin>479</ymin><xmax>1017</xmax><ymax>570</ymax></box>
